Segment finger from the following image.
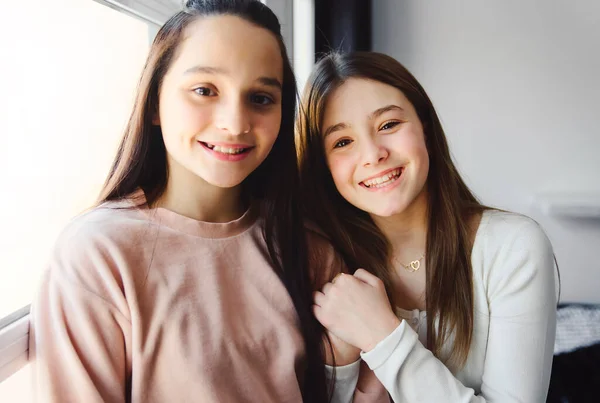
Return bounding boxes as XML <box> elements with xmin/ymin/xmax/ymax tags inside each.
<box><xmin>332</xmin><ymin>272</ymin><xmax>361</xmax><ymax>290</ymax></box>
<box><xmin>353</xmin><ymin>268</ymin><xmax>383</xmax><ymax>288</ymax></box>
<box><xmin>312</xmin><ymin>304</ymin><xmax>326</xmax><ymax>326</ymax></box>
<box><xmin>322</xmin><ymin>282</ymin><xmax>334</xmax><ymax>295</ymax></box>
<box><xmin>313</xmin><ymin>291</ymin><xmax>326</xmax><ymax>307</ymax></box>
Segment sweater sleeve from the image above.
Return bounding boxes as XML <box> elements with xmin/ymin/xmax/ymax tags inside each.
<box><xmin>29</xmin><ymin>220</ymin><xmax>132</xmax><ymax>403</ymax></box>
<box><xmin>360</xmin><ymin>218</ymin><xmax>557</xmax><ymax>403</ymax></box>
<box><xmin>325</xmin><ymin>360</ymin><xmax>361</xmax><ymax>403</ymax></box>
<box><xmin>326</xmin><ymin>360</ymin><xmax>391</xmax><ymax>403</ymax></box>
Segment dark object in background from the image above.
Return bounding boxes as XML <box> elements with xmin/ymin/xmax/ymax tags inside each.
<box><xmin>314</xmin><ymin>0</ymin><xmax>371</xmax><ymax>56</ymax></box>
<box><xmin>547</xmin><ymin>304</ymin><xmax>600</xmax><ymax>403</ymax></box>
<box><xmin>547</xmin><ymin>341</ymin><xmax>600</xmax><ymax>403</ymax></box>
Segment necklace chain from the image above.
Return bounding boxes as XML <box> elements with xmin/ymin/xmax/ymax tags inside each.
<box><xmin>399</xmin><ymin>253</ymin><xmax>425</xmax><ymax>272</ymax></box>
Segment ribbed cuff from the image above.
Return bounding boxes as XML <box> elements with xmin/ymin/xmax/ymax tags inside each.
<box><xmin>324</xmin><ymin>358</ymin><xmax>361</xmax><ymax>381</ymax></box>
<box><xmin>361</xmin><ymin>320</ymin><xmax>417</xmax><ymax>370</ymax></box>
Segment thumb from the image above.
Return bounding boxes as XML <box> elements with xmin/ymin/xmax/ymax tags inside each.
<box><xmin>353</xmin><ymin>268</ymin><xmax>383</xmax><ymax>288</ymax></box>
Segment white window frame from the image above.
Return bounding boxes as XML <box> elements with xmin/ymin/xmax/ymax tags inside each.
<box><xmin>264</xmin><ymin>0</ymin><xmax>314</xmax><ymax>94</ymax></box>
<box><xmin>0</xmin><ymin>306</ymin><xmax>30</xmax><ymax>383</ymax></box>
<box><xmin>290</xmin><ymin>0</ymin><xmax>314</xmax><ymax>92</ymax></box>
<box><xmin>93</xmin><ymin>0</ymin><xmax>181</xmax><ymax>26</ymax></box>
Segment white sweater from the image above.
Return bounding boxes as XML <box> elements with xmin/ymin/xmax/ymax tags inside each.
<box><xmin>329</xmin><ymin>210</ymin><xmax>557</xmax><ymax>402</ymax></box>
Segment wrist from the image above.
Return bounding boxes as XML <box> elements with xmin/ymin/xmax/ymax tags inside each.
<box><xmin>361</xmin><ymin>315</ymin><xmax>402</xmax><ymax>352</ymax></box>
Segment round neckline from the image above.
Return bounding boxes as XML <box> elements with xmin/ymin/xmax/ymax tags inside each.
<box><xmin>146</xmin><ymin>204</ymin><xmax>258</xmax><ymax>238</ymax></box>
<box><xmin>125</xmin><ymin>190</ymin><xmax>259</xmax><ymax>239</ymax></box>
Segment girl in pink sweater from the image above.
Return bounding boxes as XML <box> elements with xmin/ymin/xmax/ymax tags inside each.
<box><xmin>29</xmin><ymin>2</ymin><xmax>387</xmax><ymax>402</ymax></box>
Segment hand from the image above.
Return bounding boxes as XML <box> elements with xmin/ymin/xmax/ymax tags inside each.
<box><xmin>313</xmin><ymin>269</ymin><xmax>401</xmax><ymax>352</ymax></box>
<box><xmin>323</xmin><ymin>330</ymin><xmax>362</xmax><ymax>367</ymax></box>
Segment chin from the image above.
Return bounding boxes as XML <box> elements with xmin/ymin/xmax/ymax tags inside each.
<box><xmin>370</xmin><ymin>206</ymin><xmax>404</xmax><ymax>218</ymax></box>
<box><xmin>195</xmin><ymin>163</ymin><xmax>260</xmax><ymax>189</ymax></box>
<box><xmin>197</xmin><ymin>170</ymin><xmax>248</xmax><ymax>189</ymax></box>
<box><xmin>210</xmin><ymin>177</ymin><xmax>247</xmax><ymax>189</ymax></box>
<box><xmin>362</xmin><ymin>199</ymin><xmax>410</xmax><ymax>218</ymax></box>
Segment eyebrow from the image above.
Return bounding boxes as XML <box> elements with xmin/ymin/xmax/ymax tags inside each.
<box><xmin>323</xmin><ymin>122</ymin><xmax>349</xmax><ymax>138</ymax></box>
<box><xmin>323</xmin><ymin>104</ymin><xmax>405</xmax><ymax>138</ymax></box>
<box><xmin>184</xmin><ymin>65</ymin><xmax>227</xmax><ymax>75</ymax></box>
<box><xmin>257</xmin><ymin>77</ymin><xmax>283</xmax><ymax>90</ymax></box>
<box><xmin>369</xmin><ymin>104</ymin><xmax>404</xmax><ymax>120</ymax></box>
<box><xmin>183</xmin><ymin>65</ymin><xmax>282</xmax><ymax>90</ymax></box>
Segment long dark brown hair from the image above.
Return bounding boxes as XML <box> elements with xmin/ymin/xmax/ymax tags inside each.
<box><xmin>297</xmin><ymin>51</ymin><xmax>486</xmax><ymax>368</ymax></box>
<box><xmin>98</xmin><ymin>1</ymin><xmax>329</xmax><ymax>400</ymax></box>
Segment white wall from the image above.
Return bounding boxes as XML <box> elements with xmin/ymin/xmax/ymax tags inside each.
<box><xmin>373</xmin><ymin>0</ymin><xmax>600</xmax><ymax>303</ymax></box>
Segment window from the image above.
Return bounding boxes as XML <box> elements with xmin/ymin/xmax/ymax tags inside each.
<box><xmin>263</xmin><ymin>0</ymin><xmax>315</xmax><ymax>90</ymax></box>
<box><xmin>291</xmin><ymin>0</ymin><xmax>314</xmax><ymax>91</ymax></box>
<box><xmin>0</xmin><ymin>0</ymin><xmax>157</xmax><ymax>399</ymax></box>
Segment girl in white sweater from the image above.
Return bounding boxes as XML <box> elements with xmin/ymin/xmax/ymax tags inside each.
<box><xmin>297</xmin><ymin>51</ymin><xmax>557</xmax><ymax>402</ymax></box>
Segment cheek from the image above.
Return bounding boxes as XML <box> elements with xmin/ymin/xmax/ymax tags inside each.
<box><xmin>327</xmin><ymin>154</ymin><xmax>355</xmax><ymax>188</ymax></box>
<box><xmin>159</xmin><ymin>92</ymin><xmax>212</xmax><ymax>139</ymax></box>
<box><xmin>409</xmin><ymin>138</ymin><xmax>429</xmax><ymax>174</ymax></box>
<box><xmin>402</xmin><ymin>134</ymin><xmax>430</xmax><ymax>185</ymax></box>
<box><xmin>255</xmin><ymin>110</ymin><xmax>282</xmax><ymax>146</ymax></box>
<box><xmin>391</xmin><ymin>128</ymin><xmax>428</xmax><ymax>161</ymax></box>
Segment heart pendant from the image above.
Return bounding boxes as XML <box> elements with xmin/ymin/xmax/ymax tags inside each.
<box><xmin>409</xmin><ymin>260</ymin><xmax>420</xmax><ymax>272</ymax></box>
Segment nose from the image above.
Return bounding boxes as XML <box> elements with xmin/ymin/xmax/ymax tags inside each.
<box><xmin>215</xmin><ymin>96</ymin><xmax>251</xmax><ymax>135</ymax></box>
<box><xmin>362</xmin><ymin>138</ymin><xmax>389</xmax><ymax>167</ymax></box>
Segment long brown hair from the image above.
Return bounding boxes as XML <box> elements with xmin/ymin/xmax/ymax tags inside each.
<box><xmin>98</xmin><ymin>1</ymin><xmax>330</xmax><ymax>400</ymax></box>
<box><xmin>297</xmin><ymin>51</ymin><xmax>485</xmax><ymax>368</ymax></box>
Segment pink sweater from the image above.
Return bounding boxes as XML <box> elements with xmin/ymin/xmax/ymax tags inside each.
<box><xmin>29</xmin><ymin>196</ymin><xmax>389</xmax><ymax>402</ymax></box>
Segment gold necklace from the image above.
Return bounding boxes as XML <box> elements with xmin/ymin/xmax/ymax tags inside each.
<box><xmin>400</xmin><ymin>253</ymin><xmax>425</xmax><ymax>273</ymax></box>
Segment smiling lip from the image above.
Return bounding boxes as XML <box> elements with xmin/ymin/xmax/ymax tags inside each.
<box><xmin>359</xmin><ymin>167</ymin><xmax>404</xmax><ymax>192</ymax></box>
<box><xmin>199</xmin><ymin>141</ymin><xmax>255</xmax><ymax>162</ymax></box>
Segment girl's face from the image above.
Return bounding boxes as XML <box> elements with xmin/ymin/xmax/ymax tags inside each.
<box><xmin>321</xmin><ymin>78</ymin><xmax>430</xmax><ymax>218</ymax></box>
<box><xmin>156</xmin><ymin>15</ymin><xmax>283</xmax><ymax>190</ymax></box>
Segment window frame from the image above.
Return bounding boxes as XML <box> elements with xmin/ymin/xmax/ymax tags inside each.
<box><xmin>0</xmin><ymin>306</ymin><xmax>30</xmax><ymax>383</ymax></box>
<box><xmin>92</xmin><ymin>0</ymin><xmax>179</xmax><ymax>26</ymax></box>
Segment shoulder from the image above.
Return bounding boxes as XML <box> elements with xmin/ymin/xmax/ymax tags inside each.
<box><xmin>474</xmin><ymin>210</ymin><xmax>556</xmax><ymax>306</ymax></box>
<box><xmin>57</xmin><ymin>200</ymin><xmax>151</xmax><ymax>251</ymax></box>
<box><xmin>48</xmin><ymin>200</ymin><xmax>154</xmax><ymax>292</ymax></box>
<box><xmin>476</xmin><ymin>209</ymin><xmax>552</xmax><ymax>255</ymax></box>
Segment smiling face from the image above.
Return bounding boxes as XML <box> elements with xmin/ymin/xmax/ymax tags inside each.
<box><xmin>155</xmin><ymin>14</ymin><xmax>284</xmax><ymax>190</ymax></box>
<box><xmin>322</xmin><ymin>78</ymin><xmax>430</xmax><ymax>218</ymax></box>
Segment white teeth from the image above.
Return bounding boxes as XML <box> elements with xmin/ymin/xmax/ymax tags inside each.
<box><xmin>208</xmin><ymin>144</ymin><xmax>247</xmax><ymax>155</ymax></box>
<box><xmin>363</xmin><ymin>169</ymin><xmax>401</xmax><ymax>188</ymax></box>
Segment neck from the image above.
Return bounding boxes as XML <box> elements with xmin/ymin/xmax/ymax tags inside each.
<box><xmin>371</xmin><ymin>189</ymin><xmax>429</xmax><ymax>263</ymax></box>
<box><xmin>156</xmin><ymin>158</ymin><xmax>246</xmax><ymax>223</ymax></box>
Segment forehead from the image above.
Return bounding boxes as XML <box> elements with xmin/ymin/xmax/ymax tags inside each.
<box><xmin>169</xmin><ymin>14</ymin><xmax>283</xmax><ymax>81</ymax></box>
<box><xmin>323</xmin><ymin>78</ymin><xmax>410</xmax><ymax>125</ymax></box>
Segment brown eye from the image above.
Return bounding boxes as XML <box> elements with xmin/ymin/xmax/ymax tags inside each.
<box><xmin>380</xmin><ymin>121</ymin><xmax>401</xmax><ymax>131</ymax></box>
<box><xmin>334</xmin><ymin>139</ymin><xmax>352</xmax><ymax>148</ymax></box>
<box><xmin>250</xmin><ymin>93</ymin><xmax>275</xmax><ymax>106</ymax></box>
<box><xmin>193</xmin><ymin>87</ymin><xmax>215</xmax><ymax>96</ymax></box>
